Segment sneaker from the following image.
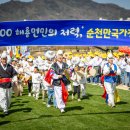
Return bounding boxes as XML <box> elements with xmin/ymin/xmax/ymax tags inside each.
<box><xmin>35</xmin><ymin>97</ymin><xmax>39</xmax><ymax>100</ymax></box>
<box><xmin>72</xmin><ymin>94</ymin><xmax>74</xmax><ymax>100</ymax></box>
<box><xmin>108</xmin><ymin>103</ymin><xmax>112</xmax><ymax>107</ymax></box>
<box><xmin>20</xmin><ymin>93</ymin><xmax>22</xmax><ymax>96</ymax></box>
<box><xmin>60</xmin><ymin>109</ymin><xmax>65</xmax><ymax>113</ymax></box>
<box><xmin>42</xmin><ymin>98</ymin><xmax>45</xmax><ymax>101</ymax></box>
<box><xmin>82</xmin><ymin>95</ymin><xmax>87</xmax><ymax>99</ymax></box>
<box><xmin>28</xmin><ymin>93</ymin><xmax>31</xmax><ymax>96</ymax></box>
<box><xmin>98</xmin><ymin>83</ymin><xmax>102</xmax><ymax>86</ymax></box>
<box><xmin>47</xmin><ymin>104</ymin><xmax>51</xmax><ymax>108</ymax></box>
<box><xmin>92</xmin><ymin>83</ymin><xmax>97</xmax><ymax>85</ymax></box>
<box><xmin>111</xmin><ymin>105</ymin><xmax>116</xmax><ymax>108</ymax></box>
<box><xmin>78</xmin><ymin>99</ymin><xmax>81</xmax><ymax>102</ymax></box>
<box><xmin>55</xmin><ymin>106</ymin><xmax>58</xmax><ymax>109</ymax></box>
<box><xmin>43</xmin><ymin>102</ymin><xmax>46</xmax><ymax>104</ymax></box>
<box><xmin>100</xmin><ymin>85</ymin><xmax>103</xmax><ymax>88</ymax></box>
<box><xmin>4</xmin><ymin>111</ymin><xmax>9</xmax><ymax>115</ymax></box>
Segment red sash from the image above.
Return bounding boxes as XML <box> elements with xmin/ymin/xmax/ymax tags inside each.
<box><xmin>61</xmin><ymin>80</ymin><xmax>68</xmax><ymax>104</ymax></box>
<box><xmin>101</xmin><ymin>75</ymin><xmax>107</xmax><ymax>99</ymax></box>
<box><xmin>101</xmin><ymin>73</ymin><xmax>116</xmax><ymax>99</ymax></box>
<box><xmin>0</xmin><ymin>78</ymin><xmax>12</xmax><ymax>83</ymax></box>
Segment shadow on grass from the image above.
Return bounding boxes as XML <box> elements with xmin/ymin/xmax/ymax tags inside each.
<box><xmin>21</xmin><ymin>93</ymin><xmax>27</xmax><ymax>96</ymax></box>
<box><xmin>9</xmin><ymin>107</ymin><xmax>32</xmax><ymax>114</ymax></box>
<box><xmin>66</xmin><ymin>106</ymin><xmax>84</xmax><ymax>112</ymax></box>
<box><xmin>22</xmin><ymin>101</ymin><xmax>30</xmax><ymax>103</ymax></box>
<box><xmin>1</xmin><ymin>110</ymin><xmax>130</xmax><ymax>126</ymax></box>
<box><xmin>82</xmin><ymin>93</ymin><xmax>94</xmax><ymax>100</ymax></box>
<box><xmin>11</xmin><ymin>101</ymin><xmax>29</xmax><ymax>107</ymax></box>
<box><xmin>116</xmin><ymin>101</ymin><xmax>128</xmax><ymax>105</ymax></box>
<box><xmin>11</xmin><ymin>99</ymin><xmax>24</xmax><ymax>106</ymax></box>
<box><xmin>82</xmin><ymin>93</ymin><xmax>93</xmax><ymax>100</ymax></box>
<box><xmin>0</xmin><ymin>114</ymin><xmax>5</xmax><ymax>118</ymax></box>
<box><xmin>68</xmin><ymin>93</ymin><xmax>93</xmax><ymax>101</ymax></box>
<box><xmin>0</xmin><ymin>121</ymin><xmax>11</xmax><ymax>126</ymax></box>
<box><xmin>11</xmin><ymin>103</ymin><xmax>25</xmax><ymax>107</ymax></box>
<box><xmin>15</xmin><ymin>98</ymin><xmax>22</xmax><ymax>100</ymax></box>
<box><xmin>54</xmin><ymin>110</ymin><xmax>130</xmax><ymax>117</ymax></box>
<box><xmin>13</xmin><ymin>110</ymin><xmax>130</xmax><ymax>119</ymax></box>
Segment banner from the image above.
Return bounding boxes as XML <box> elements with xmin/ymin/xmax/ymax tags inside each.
<box><xmin>0</xmin><ymin>20</ymin><xmax>130</xmax><ymax>46</ymax></box>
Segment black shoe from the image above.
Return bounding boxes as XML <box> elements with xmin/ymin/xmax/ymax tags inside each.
<box><xmin>4</xmin><ymin>111</ymin><xmax>9</xmax><ymax>116</ymax></box>
<box><xmin>111</xmin><ymin>105</ymin><xmax>116</xmax><ymax>108</ymax></box>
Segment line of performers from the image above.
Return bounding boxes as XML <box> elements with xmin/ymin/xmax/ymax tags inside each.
<box><xmin>0</xmin><ymin>50</ymin><xmax>130</xmax><ymax>115</ymax></box>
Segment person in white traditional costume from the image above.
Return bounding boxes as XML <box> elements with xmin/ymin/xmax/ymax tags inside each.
<box><xmin>31</xmin><ymin>67</ymin><xmax>42</xmax><ymax>100</ymax></box>
<box><xmin>42</xmin><ymin>50</ymin><xmax>55</xmax><ymax>105</ymax></box>
<box><xmin>16</xmin><ymin>62</ymin><xmax>24</xmax><ymax>96</ymax></box>
<box><xmin>22</xmin><ymin>57</ymin><xmax>29</xmax><ymax>69</ymax></box>
<box><xmin>92</xmin><ymin>54</ymin><xmax>102</xmax><ymax>85</ymax></box>
<box><xmin>79</xmin><ymin>62</ymin><xmax>87</xmax><ymax>98</ymax></box>
<box><xmin>71</xmin><ymin>57</ymin><xmax>81</xmax><ymax>101</ymax></box>
<box><xmin>24</xmin><ymin>58</ymin><xmax>34</xmax><ymax>96</ymax></box>
<box><xmin>125</xmin><ymin>58</ymin><xmax>130</xmax><ymax>88</ymax></box>
<box><xmin>103</xmin><ymin>53</ymin><xmax>121</xmax><ymax>107</ymax></box>
<box><xmin>118</xmin><ymin>55</ymin><xmax>127</xmax><ymax>85</ymax></box>
<box><xmin>0</xmin><ymin>52</ymin><xmax>17</xmax><ymax>115</ymax></box>
<box><xmin>11</xmin><ymin>58</ymin><xmax>19</xmax><ymax>96</ymax></box>
<box><xmin>50</xmin><ymin>50</ymin><xmax>70</xmax><ymax>113</ymax></box>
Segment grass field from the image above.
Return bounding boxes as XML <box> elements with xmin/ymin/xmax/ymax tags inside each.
<box><xmin>0</xmin><ymin>84</ymin><xmax>130</xmax><ymax>130</ymax></box>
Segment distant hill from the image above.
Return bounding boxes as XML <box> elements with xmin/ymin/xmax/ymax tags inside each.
<box><xmin>0</xmin><ymin>0</ymin><xmax>130</xmax><ymax>21</ymax></box>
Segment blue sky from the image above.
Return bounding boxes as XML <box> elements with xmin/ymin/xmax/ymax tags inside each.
<box><xmin>0</xmin><ymin>0</ymin><xmax>130</xmax><ymax>9</ymax></box>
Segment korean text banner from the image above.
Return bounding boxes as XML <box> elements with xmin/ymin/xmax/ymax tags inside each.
<box><xmin>0</xmin><ymin>20</ymin><xmax>130</xmax><ymax>46</ymax></box>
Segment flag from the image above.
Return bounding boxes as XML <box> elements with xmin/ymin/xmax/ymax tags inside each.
<box><xmin>102</xmin><ymin>86</ymin><xmax>107</xmax><ymax>99</ymax></box>
<box><xmin>9</xmin><ymin>50</ymin><xmax>13</xmax><ymax>58</ymax></box>
<box><xmin>21</xmin><ymin>46</ymin><xmax>28</xmax><ymax>56</ymax></box>
<box><xmin>61</xmin><ymin>80</ymin><xmax>68</xmax><ymax>104</ymax></box>
<box><xmin>101</xmin><ymin>75</ymin><xmax>121</xmax><ymax>103</ymax></box>
<box><xmin>114</xmin><ymin>89</ymin><xmax>120</xmax><ymax>103</ymax></box>
<box><xmin>12</xmin><ymin>46</ymin><xmax>16</xmax><ymax>55</ymax></box>
<box><xmin>6</xmin><ymin>46</ymin><xmax>13</xmax><ymax>57</ymax></box>
<box><xmin>16</xmin><ymin>46</ymin><xmax>21</xmax><ymax>58</ymax></box>
<box><xmin>45</xmin><ymin>69</ymin><xmax>54</xmax><ymax>84</ymax></box>
<box><xmin>101</xmin><ymin>75</ymin><xmax>107</xmax><ymax>99</ymax></box>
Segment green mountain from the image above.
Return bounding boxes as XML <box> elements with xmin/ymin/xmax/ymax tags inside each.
<box><xmin>0</xmin><ymin>0</ymin><xmax>130</xmax><ymax>21</ymax></box>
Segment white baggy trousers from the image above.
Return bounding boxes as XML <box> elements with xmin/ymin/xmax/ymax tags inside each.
<box><xmin>104</xmin><ymin>82</ymin><xmax>116</xmax><ymax>106</ymax></box>
<box><xmin>32</xmin><ymin>83</ymin><xmax>40</xmax><ymax>99</ymax></box>
<box><xmin>0</xmin><ymin>87</ymin><xmax>12</xmax><ymax>112</ymax></box>
<box><xmin>54</xmin><ymin>86</ymin><xmax>65</xmax><ymax>110</ymax></box>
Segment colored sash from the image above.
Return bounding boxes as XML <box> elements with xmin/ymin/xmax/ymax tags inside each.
<box><xmin>0</xmin><ymin>78</ymin><xmax>12</xmax><ymax>83</ymax></box>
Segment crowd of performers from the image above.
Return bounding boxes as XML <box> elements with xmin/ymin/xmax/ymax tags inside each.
<box><xmin>0</xmin><ymin>49</ymin><xmax>130</xmax><ymax>115</ymax></box>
